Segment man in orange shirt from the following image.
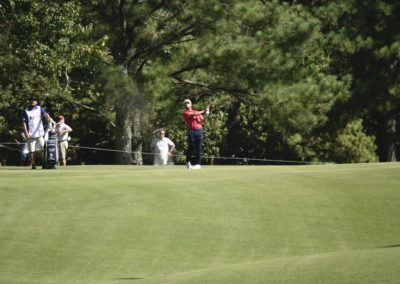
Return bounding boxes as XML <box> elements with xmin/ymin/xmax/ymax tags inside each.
<box><xmin>182</xmin><ymin>99</ymin><xmax>209</xmax><ymax>169</ymax></box>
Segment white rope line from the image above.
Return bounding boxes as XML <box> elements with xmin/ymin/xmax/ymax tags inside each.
<box><xmin>69</xmin><ymin>145</ymin><xmax>318</xmax><ymax>164</ymax></box>
<box><xmin>0</xmin><ymin>144</ymin><xmax>20</xmax><ymax>151</ymax></box>
<box><xmin>0</xmin><ymin>142</ymin><xmax>320</xmax><ymax>164</ymax></box>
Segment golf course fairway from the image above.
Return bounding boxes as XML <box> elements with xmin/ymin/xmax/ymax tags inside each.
<box><xmin>1</xmin><ymin>163</ymin><xmax>399</xmax><ymax>283</ymax></box>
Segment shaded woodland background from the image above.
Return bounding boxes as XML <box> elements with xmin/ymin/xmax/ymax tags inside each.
<box><xmin>0</xmin><ymin>0</ymin><xmax>399</xmax><ymax>165</ymax></box>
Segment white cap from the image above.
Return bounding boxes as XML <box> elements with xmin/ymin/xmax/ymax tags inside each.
<box><xmin>183</xmin><ymin>99</ymin><xmax>192</xmax><ymax>105</ymax></box>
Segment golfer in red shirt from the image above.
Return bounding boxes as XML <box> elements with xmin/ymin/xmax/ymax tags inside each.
<box><xmin>182</xmin><ymin>99</ymin><xmax>209</xmax><ymax>169</ymax></box>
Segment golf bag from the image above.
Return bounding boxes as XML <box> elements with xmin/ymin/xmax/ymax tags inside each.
<box><xmin>43</xmin><ymin>131</ymin><xmax>58</xmax><ymax>169</ymax></box>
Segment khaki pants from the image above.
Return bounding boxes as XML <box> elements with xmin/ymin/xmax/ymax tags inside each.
<box><xmin>27</xmin><ymin>137</ymin><xmax>44</xmax><ymax>152</ymax></box>
<box><xmin>59</xmin><ymin>140</ymin><xmax>68</xmax><ymax>163</ymax></box>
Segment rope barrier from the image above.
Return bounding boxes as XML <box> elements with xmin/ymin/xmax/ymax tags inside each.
<box><xmin>0</xmin><ymin>144</ymin><xmax>20</xmax><ymax>152</ymax></box>
<box><xmin>0</xmin><ymin>142</ymin><xmax>321</xmax><ymax>165</ymax></box>
<box><xmin>70</xmin><ymin>145</ymin><xmax>318</xmax><ymax>165</ymax></box>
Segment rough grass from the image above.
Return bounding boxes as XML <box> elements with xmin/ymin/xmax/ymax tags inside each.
<box><xmin>0</xmin><ymin>163</ymin><xmax>399</xmax><ymax>283</ymax></box>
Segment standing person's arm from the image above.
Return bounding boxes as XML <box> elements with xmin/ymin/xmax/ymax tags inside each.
<box><xmin>185</xmin><ymin>106</ymin><xmax>210</xmax><ymax>124</ymax></box>
<box><xmin>59</xmin><ymin>125</ymin><xmax>73</xmax><ymax>136</ymax></box>
<box><xmin>22</xmin><ymin>113</ymin><xmax>30</xmax><ymax>139</ymax></box>
<box><xmin>199</xmin><ymin>105</ymin><xmax>210</xmax><ymax>124</ymax></box>
<box><xmin>22</xmin><ymin>123</ymin><xmax>29</xmax><ymax>139</ymax></box>
<box><xmin>168</xmin><ymin>141</ymin><xmax>175</xmax><ymax>156</ymax></box>
<box><xmin>43</xmin><ymin>109</ymin><xmax>55</xmax><ymax>126</ymax></box>
<box><xmin>186</xmin><ymin>110</ymin><xmax>203</xmax><ymax>117</ymax></box>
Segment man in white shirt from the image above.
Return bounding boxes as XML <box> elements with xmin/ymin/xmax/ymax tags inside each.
<box><xmin>55</xmin><ymin>115</ymin><xmax>73</xmax><ymax>166</ymax></box>
<box><xmin>22</xmin><ymin>97</ymin><xmax>55</xmax><ymax>169</ymax></box>
<box><xmin>151</xmin><ymin>130</ymin><xmax>175</xmax><ymax>166</ymax></box>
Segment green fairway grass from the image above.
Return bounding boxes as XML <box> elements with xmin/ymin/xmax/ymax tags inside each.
<box><xmin>1</xmin><ymin>163</ymin><xmax>400</xmax><ymax>283</ymax></box>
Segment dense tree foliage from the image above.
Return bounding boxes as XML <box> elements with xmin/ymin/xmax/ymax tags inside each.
<box><xmin>0</xmin><ymin>0</ymin><xmax>108</xmax><ymax>164</ymax></box>
<box><xmin>0</xmin><ymin>0</ymin><xmax>398</xmax><ymax>165</ymax></box>
<box><xmin>307</xmin><ymin>0</ymin><xmax>400</xmax><ymax>161</ymax></box>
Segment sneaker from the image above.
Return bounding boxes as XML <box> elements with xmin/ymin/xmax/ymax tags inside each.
<box><xmin>186</xmin><ymin>162</ymin><xmax>192</xmax><ymax>169</ymax></box>
<box><xmin>31</xmin><ymin>164</ymin><xmax>37</xmax><ymax>170</ymax></box>
<box><xmin>191</xmin><ymin>164</ymin><xmax>201</xmax><ymax>170</ymax></box>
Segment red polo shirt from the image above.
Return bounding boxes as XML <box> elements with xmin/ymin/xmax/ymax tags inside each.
<box><xmin>183</xmin><ymin>109</ymin><xmax>203</xmax><ymax>129</ymax></box>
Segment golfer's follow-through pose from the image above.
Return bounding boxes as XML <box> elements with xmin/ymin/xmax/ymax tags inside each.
<box><xmin>182</xmin><ymin>99</ymin><xmax>209</xmax><ymax>170</ymax></box>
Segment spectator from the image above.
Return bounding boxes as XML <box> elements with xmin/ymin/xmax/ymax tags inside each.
<box><xmin>182</xmin><ymin>99</ymin><xmax>209</xmax><ymax>169</ymax></box>
<box><xmin>55</xmin><ymin>115</ymin><xmax>73</xmax><ymax>166</ymax></box>
<box><xmin>22</xmin><ymin>97</ymin><xmax>55</xmax><ymax>169</ymax></box>
<box><xmin>151</xmin><ymin>129</ymin><xmax>175</xmax><ymax>166</ymax></box>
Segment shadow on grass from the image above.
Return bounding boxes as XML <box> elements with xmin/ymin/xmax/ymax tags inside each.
<box><xmin>376</xmin><ymin>244</ymin><xmax>400</xmax><ymax>249</ymax></box>
<box><xmin>112</xmin><ymin>277</ymin><xmax>142</xmax><ymax>281</ymax></box>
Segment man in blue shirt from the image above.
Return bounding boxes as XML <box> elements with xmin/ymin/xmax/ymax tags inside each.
<box><xmin>22</xmin><ymin>97</ymin><xmax>55</xmax><ymax>169</ymax></box>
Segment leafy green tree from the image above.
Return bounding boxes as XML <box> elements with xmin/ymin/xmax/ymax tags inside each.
<box><xmin>333</xmin><ymin>119</ymin><xmax>378</xmax><ymax>163</ymax></box>
<box><xmin>0</xmin><ymin>0</ymin><xmax>106</xmax><ymax>163</ymax></box>
<box><xmin>0</xmin><ymin>0</ymin><xmax>104</xmax><ymax>144</ymax></box>
<box><xmin>3</xmin><ymin>0</ymin><xmax>396</xmax><ymax>165</ymax></box>
<box><xmin>309</xmin><ymin>1</ymin><xmax>400</xmax><ymax>161</ymax></box>
<box><xmin>137</xmin><ymin>2</ymin><xmax>348</xmax><ymax>164</ymax></box>
<box><xmin>90</xmin><ymin>0</ymin><xmax>248</xmax><ymax>164</ymax></box>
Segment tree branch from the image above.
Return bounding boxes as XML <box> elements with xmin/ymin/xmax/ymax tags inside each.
<box><xmin>169</xmin><ymin>62</ymin><xmax>210</xmax><ymax>77</ymax></box>
<box><xmin>54</xmin><ymin>93</ymin><xmax>116</xmax><ymax>128</ymax></box>
<box><xmin>173</xmin><ymin>77</ymin><xmax>257</xmax><ymax>97</ymax></box>
<box><xmin>125</xmin><ymin>0</ymin><xmax>169</xmax><ymax>52</ymax></box>
<box><xmin>128</xmin><ymin>23</ymin><xmax>195</xmax><ymax>66</ymax></box>
<box><xmin>34</xmin><ymin>85</ymin><xmax>117</xmax><ymax>128</ymax></box>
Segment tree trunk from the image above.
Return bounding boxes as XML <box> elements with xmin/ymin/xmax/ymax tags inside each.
<box><xmin>131</xmin><ymin>108</ymin><xmax>143</xmax><ymax>165</ymax></box>
<box><xmin>115</xmin><ymin>99</ymin><xmax>134</xmax><ymax>164</ymax></box>
<box><xmin>115</xmin><ymin>100</ymin><xmax>143</xmax><ymax>165</ymax></box>
<box><xmin>377</xmin><ymin>113</ymin><xmax>397</xmax><ymax>162</ymax></box>
<box><xmin>114</xmin><ymin>65</ymin><xmax>143</xmax><ymax>165</ymax></box>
